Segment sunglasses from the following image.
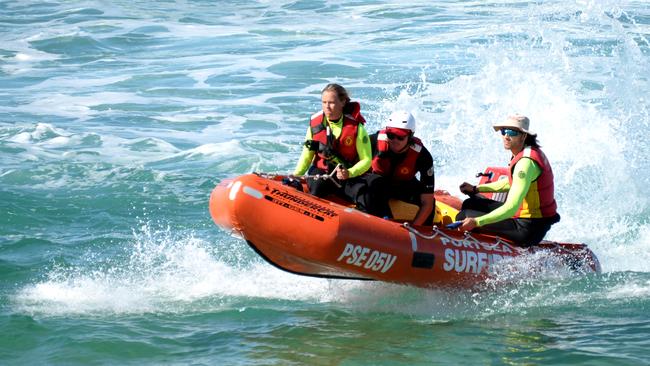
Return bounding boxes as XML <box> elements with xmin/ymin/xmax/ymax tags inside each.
<box><xmin>386</xmin><ymin>132</ymin><xmax>407</xmax><ymax>141</ymax></box>
<box><xmin>500</xmin><ymin>128</ymin><xmax>522</xmax><ymax>137</ymax></box>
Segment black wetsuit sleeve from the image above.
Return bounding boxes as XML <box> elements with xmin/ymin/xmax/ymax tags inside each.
<box><xmin>416</xmin><ymin>146</ymin><xmax>435</xmax><ymax>194</ymax></box>
<box><xmin>369</xmin><ymin>132</ymin><xmax>379</xmax><ymax>157</ymax></box>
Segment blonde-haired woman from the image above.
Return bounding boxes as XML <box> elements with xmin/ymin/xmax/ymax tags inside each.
<box><xmin>293</xmin><ymin>83</ymin><xmax>378</xmax><ymax>214</ymax></box>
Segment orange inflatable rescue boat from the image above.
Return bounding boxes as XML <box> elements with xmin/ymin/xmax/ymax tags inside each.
<box><xmin>209</xmin><ymin>169</ymin><xmax>600</xmax><ymax>289</ymax></box>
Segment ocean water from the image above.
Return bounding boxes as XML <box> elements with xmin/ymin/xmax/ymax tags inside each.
<box><xmin>1</xmin><ymin>0</ymin><xmax>649</xmax><ymax>364</ymax></box>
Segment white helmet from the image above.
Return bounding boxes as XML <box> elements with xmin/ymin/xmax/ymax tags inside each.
<box><xmin>386</xmin><ymin>110</ymin><xmax>416</xmax><ymax>133</ymax></box>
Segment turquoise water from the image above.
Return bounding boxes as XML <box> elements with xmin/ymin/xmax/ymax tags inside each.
<box><xmin>1</xmin><ymin>1</ymin><xmax>649</xmax><ymax>364</ymax></box>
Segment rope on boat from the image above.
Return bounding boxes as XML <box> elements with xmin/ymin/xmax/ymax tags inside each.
<box><xmin>402</xmin><ymin>223</ymin><xmax>443</xmax><ymax>240</ymax></box>
<box><xmin>403</xmin><ymin>223</ymin><xmax>513</xmax><ymax>251</ymax></box>
<box><xmin>255</xmin><ymin>165</ymin><xmax>342</xmax><ymax>188</ymax></box>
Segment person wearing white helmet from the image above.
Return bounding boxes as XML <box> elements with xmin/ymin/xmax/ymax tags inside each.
<box><xmin>367</xmin><ymin>110</ymin><xmax>436</xmax><ymax>226</ymax></box>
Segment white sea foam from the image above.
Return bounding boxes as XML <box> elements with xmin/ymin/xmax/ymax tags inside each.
<box><xmin>606</xmin><ymin>279</ymin><xmax>650</xmax><ymax>300</ymax></box>
<box><xmin>7</xmin><ymin>219</ymin><xmax>593</xmax><ymax>317</ymax></box>
<box><xmin>12</xmin><ymin>223</ymin><xmax>353</xmax><ymax>315</ymax></box>
<box><xmin>10</xmin><ymin>217</ymin><xmax>648</xmax><ymax>318</ymax></box>
<box><xmin>28</xmin><ymin>75</ymin><xmax>132</xmax><ymax>90</ymax></box>
<box><xmin>14</xmin><ymin>53</ymin><xmax>33</xmax><ymax>61</ymax></box>
<box><xmin>4</xmin><ymin>92</ymin><xmax>141</xmax><ymax>120</ymax></box>
<box><xmin>1</xmin><ymin>49</ymin><xmax>60</xmax><ymax>74</ymax></box>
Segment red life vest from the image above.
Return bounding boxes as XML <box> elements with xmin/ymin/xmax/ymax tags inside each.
<box><xmin>371</xmin><ymin>130</ymin><xmax>422</xmax><ymax>181</ymax></box>
<box><xmin>309</xmin><ymin>108</ymin><xmax>362</xmax><ymax>172</ymax></box>
<box><xmin>508</xmin><ymin>146</ymin><xmax>558</xmax><ymax>218</ymax></box>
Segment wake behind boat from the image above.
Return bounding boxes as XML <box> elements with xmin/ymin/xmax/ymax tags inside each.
<box><xmin>209</xmin><ymin>171</ymin><xmax>600</xmax><ymax>289</ymax></box>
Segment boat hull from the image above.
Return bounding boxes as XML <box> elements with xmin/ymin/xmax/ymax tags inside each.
<box><xmin>209</xmin><ymin>174</ymin><xmax>601</xmax><ymax>288</ymax></box>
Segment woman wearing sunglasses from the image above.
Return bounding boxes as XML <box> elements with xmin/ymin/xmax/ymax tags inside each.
<box><xmin>456</xmin><ymin>115</ymin><xmax>560</xmax><ymax>247</ymax></box>
<box><xmin>368</xmin><ymin>110</ymin><xmax>436</xmax><ymax>226</ymax></box>
<box><xmin>293</xmin><ymin>83</ymin><xmax>377</xmax><ymax>213</ymax></box>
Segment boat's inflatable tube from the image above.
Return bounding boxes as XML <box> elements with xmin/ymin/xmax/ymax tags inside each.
<box><xmin>209</xmin><ymin>173</ymin><xmax>600</xmax><ymax>288</ymax></box>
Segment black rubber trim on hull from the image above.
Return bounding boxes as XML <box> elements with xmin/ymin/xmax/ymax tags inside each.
<box><xmin>246</xmin><ymin>240</ymin><xmax>373</xmax><ymax>281</ymax></box>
